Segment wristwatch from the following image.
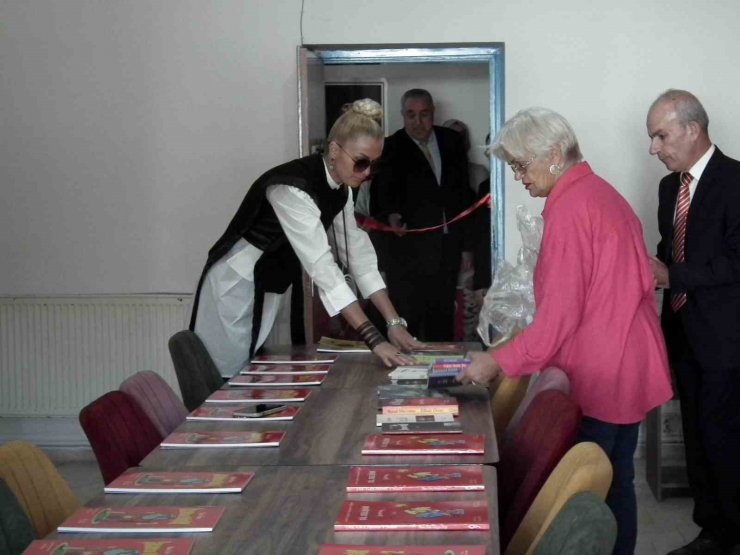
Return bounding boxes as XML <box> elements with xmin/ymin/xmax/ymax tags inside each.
<box><xmin>386</xmin><ymin>317</ymin><xmax>408</xmax><ymax>329</ymax></box>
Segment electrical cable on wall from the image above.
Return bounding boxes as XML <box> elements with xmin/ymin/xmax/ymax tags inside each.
<box><xmin>300</xmin><ymin>0</ymin><xmax>306</xmax><ymax>45</ymax></box>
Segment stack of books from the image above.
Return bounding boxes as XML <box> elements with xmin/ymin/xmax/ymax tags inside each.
<box><xmin>426</xmin><ymin>358</ymin><xmax>471</xmax><ymax>389</ymax></box>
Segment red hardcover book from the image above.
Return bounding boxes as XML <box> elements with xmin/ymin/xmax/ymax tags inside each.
<box><xmin>319</xmin><ymin>546</ymin><xmax>486</xmax><ymax>555</ymax></box>
<box><xmin>380</xmin><ymin>397</ymin><xmax>459</xmax><ymax>416</ymax></box>
<box><xmin>105</xmin><ymin>471</ymin><xmax>254</xmax><ymax>493</ymax></box>
<box><xmin>205</xmin><ymin>388</ymin><xmax>312</xmax><ymax>403</ymax></box>
<box><xmin>361</xmin><ymin>434</ymin><xmax>485</xmax><ymax>455</ymax></box>
<box><xmin>346</xmin><ymin>465</ymin><xmax>485</xmax><ymax>492</ymax></box>
<box><xmin>161</xmin><ymin>431</ymin><xmax>284</xmax><ymax>448</ymax></box>
<box><xmin>57</xmin><ymin>506</ymin><xmax>225</xmax><ymax>533</ymax></box>
<box><xmin>334</xmin><ymin>500</ymin><xmax>489</xmax><ymax>531</ymax></box>
<box><xmin>228</xmin><ymin>373</ymin><xmax>326</xmax><ymax>387</ymax></box>
<box><xmin>251</xmin><ymin>354</ymin><xmax>338</xmax><ymax>364</ymax></box>
<box><xmin>24</xmin><ymin>539</ymin><xmax>195</xmax><ymax>554</ymax></box>
<box><xmin>187</xmin><ymin>404</ymin><xmax>300</xmax><ymax>421</ymax></box>
<box><xmin>240</xmin><ymin>363</ymin><xmax>331</xmax><ymax>375</ymax></box>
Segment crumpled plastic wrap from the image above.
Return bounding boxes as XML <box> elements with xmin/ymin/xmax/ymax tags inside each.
<box><xmin>478</xmin><ymin>205</ymin><xmax>544</xmax><ymax>347</ymax></box>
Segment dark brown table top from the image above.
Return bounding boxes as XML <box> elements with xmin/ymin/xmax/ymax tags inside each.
<box><xmin>48</xmin><ymin>464</ymin><xmax>499</xmax><ymax>555</ymax></box>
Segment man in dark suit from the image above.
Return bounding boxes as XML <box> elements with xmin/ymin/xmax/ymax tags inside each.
<box><xmin>370</xmin><ymin>89</ymin><xmax>473</xmax><ymax>341</ymax></box>
<box><xmin>648</xmin><ymin>89</ymin><xmax>740</xmax><ymax>555</ymax></box>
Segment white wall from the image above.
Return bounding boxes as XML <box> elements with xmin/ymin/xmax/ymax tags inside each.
<box><xmin>3</xmin><ymin>0</ymin><xmax>740</xmax><ymax>296</ymax></box>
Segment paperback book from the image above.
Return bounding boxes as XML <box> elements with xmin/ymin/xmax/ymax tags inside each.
<box><xmin>161</xmin><ymin>431</ymin><xmax>284</xmax><ymax>448</ymax></box>
<box><xmin>228</xmin><ymin>373</ymin><xmax>326</xmax><ymax>387</ymax></box>
<box><xmin>362</xmin><ymin>434</ymin><xmax>485</xmax><ymax>455</ymax></box>
<box><xmin>411</xmin><ymin>344</ymin><xmax>464</xmax><ymax>353</ymax></box>
<box><xmin>251</xmin><ymin>354</ymin><xmax>338</xmax><ymax>364</ymax></box>
<box><xmin>346</xmin><ymin>465</ymin><xmax>485</xmax><ymax>492</ymax></box>
<box><xmin>105</xmin><ymin>471</ymin><xmax>254</xmax><ymax>493</ymax></box>
<box><xmin>388</xmin><ymin>366</ymin><xmax>430</xmax><ymax>382</ymax></box>
<box><xmin>334</xmin><ymin>500</ymin><xmax>489</xmax><ymax>531</ymax></box>
<box><xmin>412</xmin><ymin>354</ymin><xmax>465</xmax><ymax>365</ymax></box>
<box><xmin>187</xmin><ymin>404</ymin><xmax>300</xmax><ymax>421</ymax></box>
<box><xmin>205</xmin><ymin>388</ymin><xmax>312</xmax><ymax>403</ymax></box>
<box><xmin>57</xmin><ymin>506</ymin><xmax>225</xmax><ymax>533</ymax></box>
<box><xmin>240</xmin><ymin>363</ymin><xmax>331</xmax><ymax>375</ymax></box>
<box><xmin>376</xmin><ymin>385</ymin><xmax>446</xmax><ymax>400</ymax></box>
<box><xmin>317</xmin><ymin>336</ymin><xmax>371</xmax><ymax>353</ymax></box>
<box><xmin>375</xmin><ymin>413</ymin><xmax>455</xmax><ymax>427</ymax></box>
<box><xmin>24</xmin><ymin>539</ymin><xmax>195</xmax><ymax>555</ymax></box>
<box><xmin>380</xmin><ymin>397</ymin><xmax>459</xmax><ymax>416</ymax></box>
<box><xmin>381</xmin><ymin>421</ymin><xmax>462</xmax><ymax>434</ymax></box>
<box><xmin>319</xmin><ymin>546</ymin><xmax>486</xmax><ymax>555</ymax></box>
<box><xmin>427</xmin><ymin>358</ymin><xmax>470</xmax><ymax>389</ymax></box>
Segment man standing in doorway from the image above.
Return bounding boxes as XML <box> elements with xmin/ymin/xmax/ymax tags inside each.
<box><xmin>370</xmin><ymin>88</ymin><xmax>473</xmax><ymax>341</ymax></box>
<box><xmin>647</xmin><ymin>89</ymin><xmax>740</xmax><ymax>555</ymax></box>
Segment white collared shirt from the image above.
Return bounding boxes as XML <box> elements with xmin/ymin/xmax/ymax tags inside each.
<box><xmin>685</xmin><ymin>144</ymin><xmax>715</xmax><ymax>202</ymax></box>
<box><xmin>411</xmin><ymin>130</ymin><xmax>442</xmax><ymax>184</ymax></box>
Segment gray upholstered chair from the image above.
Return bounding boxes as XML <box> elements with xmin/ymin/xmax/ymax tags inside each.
<box><xmin>0</xmin><ymin>477</ymin><xmax>35</xmax><ymax>555</ymax></box>
<box><xmin>168</xmin><ymin>330</ymin><xmax>224</xmax><ymax>411</ymax></box>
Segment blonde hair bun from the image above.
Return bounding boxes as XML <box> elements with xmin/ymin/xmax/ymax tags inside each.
<box><xmin>346</xmin><ymin>98</ymin><xmax>383</xmax><ymax>125</ymax></box>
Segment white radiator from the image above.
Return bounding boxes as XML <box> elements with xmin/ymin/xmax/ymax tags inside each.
<box><xmin>0</xmin><ymin>294</ymin><xmax>192</xmax><ymax>417</ymax></box>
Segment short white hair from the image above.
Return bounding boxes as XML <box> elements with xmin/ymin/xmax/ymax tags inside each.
<box><xmin>490</xmin><ymin>107</ymin><xmax>582</xmax><ymax>165</ymax></box>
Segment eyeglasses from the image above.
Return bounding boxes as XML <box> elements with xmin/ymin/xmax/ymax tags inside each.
<box><xmin>509</xmin><ymin>156</ymin><xmax>536</xmax><ymax>175</ymax></box>
<box><xmin>335</xmin><ymin>142</ymin><xmax>381</xmax><ymax>175</ymax></box>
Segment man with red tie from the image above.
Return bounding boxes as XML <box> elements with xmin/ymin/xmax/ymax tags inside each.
<box><xmin>648</xmin><ymin>89</ymin><xmax>740</xmax><ymax>555</ymax></box>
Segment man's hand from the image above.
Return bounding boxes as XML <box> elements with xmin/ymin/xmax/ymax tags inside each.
<box><xmin>460</xmin><ymin>251</ymin><xmax>474</xmax><ymax>272</ymax></box>
<box><xmin>388</xmin><ymin>213</ymin><xmax>407</xmax><ymax>237</ymax></box>
<box><xmin>649</xmin><ymin>256</ymin><xmax>670</xmax><ymax>288</ymax></box>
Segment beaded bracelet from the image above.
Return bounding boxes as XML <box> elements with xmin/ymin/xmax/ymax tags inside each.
<box><xmin>357</xmin><ymin>321</ymin><xmax>385</xmax><ymax>350</ymax></box>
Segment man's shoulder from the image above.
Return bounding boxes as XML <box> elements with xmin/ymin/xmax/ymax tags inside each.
<box><xmin>708</xmin><ymin>147</ymin><xmax>740</xmax><ymax>176</ymax></box>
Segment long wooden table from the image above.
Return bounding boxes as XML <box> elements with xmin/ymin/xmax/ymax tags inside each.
<box><xmin>47</xmin><ymin>464</ymin><xmax>499</xmax><ymax>554</ymax></box>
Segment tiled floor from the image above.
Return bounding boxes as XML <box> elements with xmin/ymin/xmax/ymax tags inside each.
<box><xmin>52</xmin><ymin>450</ymin><xmax>697</xmax><ymax>555</ymax></box>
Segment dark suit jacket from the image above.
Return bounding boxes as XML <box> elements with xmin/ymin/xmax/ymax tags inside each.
<box><xmin>657</xmin><ymin>147</ymin><xmax>740</xmax><ymax>369</ymax></box>
<box><xmin>370</xmin><ymin>126</ymin><xmax>473</xmax><ymax>275</ymax></box>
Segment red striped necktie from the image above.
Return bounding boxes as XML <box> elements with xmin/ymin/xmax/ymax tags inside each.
<box><xmin>671</xmin><ymin>171</ymin><xmax>693</xmax><ymax>312</ymax></box>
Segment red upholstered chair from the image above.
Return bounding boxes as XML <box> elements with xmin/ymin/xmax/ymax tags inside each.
<box><xmin>498</xmin><ymin>389</ymin><xmax>582</xmax><ymax>552</ymax></box>
<box><xmin>79</xmin><ymin>391</ymin><xmax>163</xmax><ymax>485</ymax></box>
<box><xmin>120</xmin><ymin>370</ymin><xmax>188</xmax><ymax>437</ymax></box>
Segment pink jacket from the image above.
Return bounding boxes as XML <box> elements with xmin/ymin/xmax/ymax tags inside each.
<box><xmin>494</xmin><ymin>162</ymin><xmax>672</xmax><ymax>423</ymax></box>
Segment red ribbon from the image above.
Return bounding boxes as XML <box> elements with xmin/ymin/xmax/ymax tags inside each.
<box><xmin>355</xmin><ymin>193</ymin><xmax>491</xmax><ymax>234</ymax></box>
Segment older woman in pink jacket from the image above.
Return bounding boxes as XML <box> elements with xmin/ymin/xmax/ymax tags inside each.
<box><xmin>459</xmin><ymin>107</ymin><xmax>672</xmax><ymax>555</ymax></box>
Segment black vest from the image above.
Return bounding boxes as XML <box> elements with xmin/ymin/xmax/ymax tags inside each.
<box><xmin>189</xmin><ymin>154</ymin><xmax>348</xmax><ymax>353</ymax></box>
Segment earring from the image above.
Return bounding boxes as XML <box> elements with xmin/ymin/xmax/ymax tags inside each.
<box><xmin>549</xmin><ymin>164</ymin><xmax>562</xmax><ymax>175</ymax></box>
<box><xmin>329</xmin><ymin>159</ymin><xmax>335</xmax><ymax>171</ymax></box>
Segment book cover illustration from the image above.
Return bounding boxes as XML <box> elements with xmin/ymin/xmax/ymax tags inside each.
<box><xmin>23</xmin><ymin>539</ymin><xmax>196</xmax><ymax>555</ymax></box>
<box><xmin>427</xmin><ymin>359</ymin><xmax>470</xmax><ymax>389</ymax></box>
<box><xmin>380</xmin><ymin>397</ymin><xmax>459</xmax><ymax>416</ymax></box>
<box><xmin>228</xmin><ymin>373</ymin><xmax>326</xmax><ymax>387</ymax></box>
<box><xmin>251</xmin><ymin>354</ymin><xmax>338</xmax><ymax>364</ymax></box>
<box><xmin>240</xmin><ymin>363</ymin><xmax>331</xmax><ymax>375</ymax></box>
<box><xmin>388</xmin><ymin>366</ymin><xmax>430</xmax><ymax>381</ymax></box>
<box><xmin>317</xmin><ymin>336</ymin><xmax>371</xmax><ymax>353</ymax></box>
<box><xmin>376</xmin><ymin>413</ymin><xmax>455</xmax><ymax>427</ymax></box>
<box><xmin>412</xmin><ymin>354</ymin><xmax>465</xmax><ymax>365</ymax></box>
<box><xmin>161</xmin><ymin>431</ymin><xmax>284</xmax><ymax>448</ymax></box>
<box><xmin>334</xmin><ymin>500</ymin><xmax>489</xmax><ymax>531</ymax></box>
<box><xmin>361</xmin><ymin>434</ymin><xmax>485</xmax><ymax>455</ymax></box>
<box><xmin>381</xmin><ymin>421</ymin><xmax>462</xmax><ymax>434</ymax></box>
<box><xmin>318</xmin><ymin>546</ymin><xmax>486</xmax><ymax>555</ymax></box>
<box><xmin>57</xmin><ymin>506</ymin><xmax>225</xmax><ymax>533</ymax></box>
<box><xmin>105</xmin><ymin>471</ymin><xmax>254</xmax><ymax>493</ymax></box>
<box><xmin>376</xmin><ymin>385</ymin><xmax>446</xmax><ymax>400</ymax></box>
<box><xmin>187</xmin><ymin>404</ymin><xmax>300</xmax><ymax>421</ymax></box>
<box><xmin>205</xmin><ymin>388</ymin><xmax>312</xmax><ymax>403</ymax></box>
<box><xmin>346</xmin><ymin>465</ymin><xmax>485</xmax><ymax>492</ymax></box>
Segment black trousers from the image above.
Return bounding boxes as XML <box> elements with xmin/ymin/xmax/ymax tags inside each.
<box><xmin>672</xmin><ymin>314</ymin><xmax>740</xmax><ymax>545</ymax></box>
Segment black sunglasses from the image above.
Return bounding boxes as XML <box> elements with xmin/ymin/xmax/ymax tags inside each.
<box><xmin>335</xmin><ymin>142</ymin><xmax>381</xmax><ymax>175</ymax></box>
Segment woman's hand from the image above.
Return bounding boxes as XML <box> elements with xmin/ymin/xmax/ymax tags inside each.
<box><xmin>373</xmin><ymin>341</ymin><xmax>417</xmax><ymax>368</ymax></box>
<box><xmin>387</xmin><ymin>325</ymin><xmax>425</xmax><ymax>352</ymax></box>
<box><xmin>457</xmin><ymin>351</ymin><xmax>501</xmax><ymax>385</ymax></box>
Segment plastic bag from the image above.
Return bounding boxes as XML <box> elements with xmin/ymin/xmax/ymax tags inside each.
<box><xmin>477</xmin><ymin>205</ymin><xmax>544</xmax><ymax>347</ymax></box>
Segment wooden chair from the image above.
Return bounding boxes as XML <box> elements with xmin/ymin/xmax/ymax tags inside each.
<box><xmin>505</xmin><ymin>442</ymin><xmax>613</xmax><ymax>555</ymax></box>
<box><xmin>79</xmin><ymin>390</ymin><xmax>163</xmax><ymax>485</ymax></box>
<box><xmin>501</xmin><ymin>367</ymin><xmax>571</xmax><ymax>449</ymax></box>
<box><xmin>499</xmin><ymin>389</ymin><xmax>582</xmax><ymax>551</ymax></box>
<box><xmin>533</xmin><ymin>491</ymin><xmax>617</xmax><ymax>555</ymax></box>
<box><xmin>168</xmin><ymin>330</ymin><xmax>224</xmax><ymax>411</ymax></box>
<box><xmin>0</xmin><ymin>477</ymin><xmax>35</xmax><ymax>555</ymax></box>
<box><xmin>490</xmin><ymin>373</ymin><xmax>532</xmax><ymax>444</ymax></box>
<box><xmin>0</xmin><ymin>441</ymin><xmax>80</xmax><ymax>538</ymax></box>
<box><xmin>120</xmin><ymin>370</ymin><xmax>188</xmax><ymax>436</ymax></box>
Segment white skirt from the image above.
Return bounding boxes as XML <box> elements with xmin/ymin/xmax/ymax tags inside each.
<box><xmin>194</xmin><ymin>239</ymin><xmax>282</xmax><ymax>377</ymax></box>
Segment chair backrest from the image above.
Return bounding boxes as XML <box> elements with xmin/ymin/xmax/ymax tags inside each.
<box><xmin>168</xmin><ymin>330</ymin><xmax>224</xmax><ymax>411</ymax></box>
<box><xmin>79</xmin><ymin>390</ymin><xmax>164</xmax><ymax>485</ymax></box>
<box><xmin>505</xmin><ymin>442</ymin><xmax>613</xmax><ymax>555</ymax></box>
<box><xmin>533</xmin><ymin>491</ymin><xmax>617</xmax><ymax>555</ymax></box>
<box><xmin>491</xmin><ymin>374</ymin><xmax>532</xmax><ymax>444</ymax></box>
<box><xmin>502</xmin><ymin>367</ymin><xmax>571</xmax><ymax>448</ymax></box>
<box><xmin>0</xmin><ymin>441</ymin><xmax>80</xmax><ymax>538</ymax></box>
<box><xmin>499</xmin><ymin>389</ymin><xmax>582</xmax><ymax>551</ymax></box>
<box><xmin>0</xmin><ymin>477</ymin><xmax>35</xmax><ymax>555</ymax></box>
<box><xmin>120</xmin><ymin>370</ymin><xmax>189</xmax><ymax>436</ymax></box>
